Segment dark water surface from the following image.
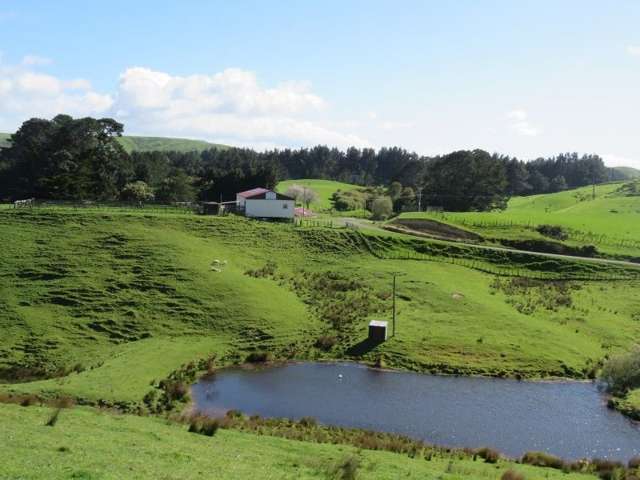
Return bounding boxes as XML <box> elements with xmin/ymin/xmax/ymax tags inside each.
<box><xmin>192</xmin><ymin>362</ymin><xmax>640</xmax><ymax>461</ymax></box>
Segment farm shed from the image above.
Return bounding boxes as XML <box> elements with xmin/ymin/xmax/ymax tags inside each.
<box><xmin>200</xmin><ymin>201</ymin><xmax>236</xmax><ymax>215</ymax></box>
<box><xmin>368</xmin><ymin>320</ymin><xmax>388</xmax><ymax>342</ymax></box>
<box><xmin>236</xmin><ymin>188</ymin><xmax>295</xmax><ymax>220</ymax></box>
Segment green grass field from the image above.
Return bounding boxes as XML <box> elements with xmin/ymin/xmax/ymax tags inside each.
<box><xmin>1</xmin><ymin>205</ymin><xmax>639</xmax><ymax>478</ymax></box>
<box><xmin>276</xmin><ymin>179</ymin><xmax>363</xmax><ymax>211</ymax></box>
<box><xmin>399</xmin><ymin>182</ymin><xmax>640</xmax><ymax>258</ymax></box>
<box><xmin>1</xmin><ymin>207</ymin><xmax>639</xmax><ymax>406</ymax></box>
<box><xmin>0</xmin><ymin>132</ymin><xmax>227</xmax><ymax>153</ymax></box>
<box><xmin>0</xmin><ymin>403</ymin><xmax>597</xmax><ymax>480</ymax></box>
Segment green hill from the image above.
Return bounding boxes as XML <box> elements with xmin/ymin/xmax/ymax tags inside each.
<box><xmin>116</xmin><ymin>135</ymin><xmax>228</xmax><ymax>153</ymax></box>
<box><xmin>0</xmin><ymin>206</ymin><xmax>638</xmax><ymax>478</ymax></box>
<box><xmin>614</xmin><ymin>166</ymin><xmax>640</xmax><ymax>179</ymax></box>
<box><xmin>0</xmin><ymin>132</ymin><xmax>228</xmax><ymax>152</ymax></box>
<box><xmin>0</xmin><ymin>132</ymin><xmax>10</xmax><ymax>148</ymax></box>
<box><xmin>1</xmin><ymin>207</ymin><xmax>638</xmax><ymax>401</ymax></box>
<box><xmin>276</xmin><ymin>179</ymin><xmax>363</xmax><ymax>211</ymax></box>
<box><xmin>400</xmin><ymin>182</ymin><xmax>640</xmax><ymax>258</ymax></box>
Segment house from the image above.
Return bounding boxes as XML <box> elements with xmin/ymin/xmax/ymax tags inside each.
<box><xmin>236</xmin><ymin>188</ymin><xmax>295</xmax><ymax>220</ymax></box>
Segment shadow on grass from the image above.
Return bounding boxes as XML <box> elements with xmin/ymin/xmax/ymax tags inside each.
<box><xmin>345</xmin><ymin>337</ymin><xmax>385</xmax><ymax>356</ymax></box>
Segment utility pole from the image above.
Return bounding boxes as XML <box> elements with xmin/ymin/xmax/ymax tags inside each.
<box><xmin>392</xmin><ymin>273</ymin><xmax>397</xmax><ymax>336</ymax></box>
<box><xmin>416</xmin><ymin>188</ymin><xmax>423</xmax><ymax>212</ymax></box>
<box><xmin>392</xmin><ymin>272</ymin><xmax>406</xmax><ymax>337</ymax></box>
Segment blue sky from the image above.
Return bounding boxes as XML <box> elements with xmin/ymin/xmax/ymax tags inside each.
<box><xmin>1</xmin><ymin>0</ymin><xmax>639</xmax><ymax>167</ymax></box>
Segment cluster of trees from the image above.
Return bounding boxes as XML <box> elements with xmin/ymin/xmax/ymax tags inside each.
<box><xmin>0</xmin><ymin>115</ymin><xmax>615</xmax><ymax>212</ymax></box>
<box><xmin>0</xmin><ymin>115</ymin><xmax>277</xmax><ymax>203</ymax></box>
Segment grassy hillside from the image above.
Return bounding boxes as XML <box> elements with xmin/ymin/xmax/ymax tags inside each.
<box><xmin>615</xmin><ymin>166</ymin><xmax>640</xmax><ymax>179</ymax></box>
<box><xmin>400</xmin><ymin>182</ymin><xmax>640</xmax><ymax>258</ymax></box>
<box><xmin>116</xmin><ymin>135</ymin><xmax>228</xmax><ymax>153</ymax></box>
<box><xmin>0</xmin><ymin>403</ymin><xmax>596</xmax><ymax>480</ymax></box>
<box><xmin>0</xmin><ymin>132</ymin><xmax>10</xmax><ymax>148</ymax></box>
<box><xmin>276</xmin><ymin>179</ymin><xmax>363</xmax><ymax>211</ymax></box>
<box><xmin>1</xmin><ymin>207</ymin><xmax>640</xmax><ymax>407</ymax></box>
<box><xmin>0</xmin><ymin>132</ymin><xmax>227</xmax><ymax>152</ymax></box>
<box><xmin>1</xmin><ymin>207</ymin><xmax>639</xmax><ymax>478</ymax></box>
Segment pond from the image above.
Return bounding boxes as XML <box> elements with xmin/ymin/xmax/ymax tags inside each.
<box><xmin>192</xmin><ymin>362</ymin><xmax>640</xmax><ymax>461</ymax></box>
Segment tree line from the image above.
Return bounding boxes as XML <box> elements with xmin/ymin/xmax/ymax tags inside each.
<box><xmin>0</xmin><ymin>115</ymin><xmax>617</xmax><ymax>211</ymax></box>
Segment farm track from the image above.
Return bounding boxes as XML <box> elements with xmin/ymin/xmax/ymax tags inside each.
<box><xmin>341</xmin><ymin>217</ymin><xmax>640</xmax><ymax>270</ymax></box>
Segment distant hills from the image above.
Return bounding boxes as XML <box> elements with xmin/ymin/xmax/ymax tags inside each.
<box><xmin>116</xmin><ymin>135</ymin><xmax>228</xmax><ymax>153</ymax></box>
<box><xmin>0</xmin><ymin>132</ymin><xmax>228</xmax><ymax>153</ymax></box>
<box><xmin>613</xmin><ymin>166</ymin><xmax>640</xmax><ymax>179</ymax></box>
<box><xmin>1</xmin><ymin>131</ymin><xmax>639</xmax><ymax>179</ymax></box>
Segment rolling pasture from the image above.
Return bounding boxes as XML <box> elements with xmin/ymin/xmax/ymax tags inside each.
<box><xmin>0</xmin><ymin>132</ymin><xmax>227</xmax><ymax>153</ymax></box>
<box><xmin>276</xmin><ymin>179</ymin><xmax>363</xmax><ymax>211</ymax></box>
<box><xmin>1</xmin><ymin>207</ymin><xmax>639</xmax><ymax>406</ymax></box>
<box><xmin>400</xmin><ymin>182</ymin><xmax>640</xmax><ymax>257</ymax></box>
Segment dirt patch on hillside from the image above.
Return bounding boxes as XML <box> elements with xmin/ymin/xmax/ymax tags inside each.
<box><xmin>389</xmin><ymin>219</ymin><xmax>484</xmax><ymax>242</ymax></box>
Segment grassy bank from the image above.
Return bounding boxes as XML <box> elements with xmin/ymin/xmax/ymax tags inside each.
<box><xmin>0</xmin><ymin>403</ymin><xmax>599</xmax><ymax>480</ymax></box>
<box><xmin>1</xmin><ymin>208</ymin><xmax>640</xmax><ymax>407</ymax></box>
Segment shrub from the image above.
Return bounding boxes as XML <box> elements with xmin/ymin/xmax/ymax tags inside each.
<box><xmin>536</xmin><ymin>224</ymin><xmax>568</xmax><ymax>241</ymax></box>
<box><xmin>592</xmin><ymin>458</ymin><xmax>625</xmax><ymax>479</ymax></box>
<box><xmin>476</xmin><ymin>447</ymin><xmax>500</xmax><ymax>464</ymax></box>
<box><xmin>315</xmin><ymin>334</ymin><xmax>337</xmax><ymax>351</ymax></box>
<box><xmin>188</xmin><ymin>415</ymin><xmax>220</xmax><ymax>437</ymax></box>
<box><xmin>164</xmin><ymin>381</ymin><xmax>188</xmax><ymax>401</ymax></box>
<box><xmin>225</xmin><ymin>409</ymin><xmax>244</xmax><ymax>419</ymax></box>
<box><xmin>329</xmin><ymin>454</ymin><xmax>361</xmax><ymax>480</ymax></box>
<box><xmin>501</xmin><ymin>470</ymin><xmax>525</xmax><ymax>480</ymax></box>
<box><xmin>629</xmin><ymin>457</ymin><xmax>640</xmax><ymax>469</ymax></box>
<box><xmin>245</xmin><ymin>351</ymin><xmax>273</xmax><ymax>363</ymax></box>
<box><xmin>19</xmin><ymin>395</ymin><xmax>38</xmax><ymax>407</ymax></box>
<box><xmin>120</xmin><ymin>181</ymin><xmax>155</xmax><ymax>203</ymax></box>
<box><xmin>370</xmin><ymin>196</ymin><xmax>393</xmax><ymax>220</ymax></box>
<box><xmin>245</xmin><ymin>261</ymin><xmax>277</xmax><ymax>278</ymax></box>
<box><xmin>600</xmin><ymin>346</ymin><xmax>640</xmax><ymax>395</ymax></box>
<box><xmin>299</xmin><ymin>416</ymin><xmax>317</xmax><ymax>427</ymax></box>
<box><xmin>521</xmin><ymin>451</ymin><xmax>564</xmax><ymax>469</ymax></box>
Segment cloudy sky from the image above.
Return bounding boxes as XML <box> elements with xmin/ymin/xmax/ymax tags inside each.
<box><xmin>1</xmin><ymin>0</ymin><xmax>639</xmax><ymax>167</ymax></box>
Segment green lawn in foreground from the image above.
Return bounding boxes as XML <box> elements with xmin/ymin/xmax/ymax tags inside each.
<box><xmin>1</xmin><ymin>208</ymin><xmax>639</xmax><ymax>405</ymax></box>
<box><xmin>0</xmin><ymin>404</ymin><xmax>596</xmax><ymax>480</ymax></box>
<box><xmin>276</xmin><ymin>179</ymin><xmax>363</xmax><ymax>211</ymax></box>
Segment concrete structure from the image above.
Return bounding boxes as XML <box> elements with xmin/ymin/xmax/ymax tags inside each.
<box><xmin>236</xmin><ymin>188</ymin><xmax>295</xmax><ymax>220</ymax></box>
<box><xmin>368</xmin><ymin>320</ymin><xmax>388</xmax><ymax>342</ymax></box>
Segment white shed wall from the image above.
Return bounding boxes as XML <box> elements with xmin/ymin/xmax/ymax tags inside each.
<box><xmin>245</xmin><ymin>199</ymin><xmax>295</xmax><ymax>219</ymax></box>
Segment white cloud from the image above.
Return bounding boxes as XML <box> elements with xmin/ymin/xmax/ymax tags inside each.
<box><xmin>506</xmin><ymin>109</ymin><xmax>527</xmax><ymax>121</ymax></box>
<box><xmin>0</xmin><ymin>59</ymin><xmax>113</xmax><ymax>123</ymax></box>
<box><xmin>380</xmin><ymin>120</ymin><xmax>414</xmax><ymax>130</ymax></box>
<box><xmin>626</xmin><ymin>45</ymin><xmax>640</xmax><ymax>57</ymax></box>
<box><xmin>21</xmin><ymin>55</ymin><xmax>53</xmax><ymax>66</ymax></box>
<box><xmin>602</xmin><ymin>153</ymin><xmax>640</xmax><ymax>169</ymax></box>
<box><xmin>506</xmin><ymin>109</ymin><xmax>540</xmax><ymax>137</ymax></box>
<box><xmin>0</xmin><ymin>60</ymin><xmax>366</xmax><ymax>148</ymax></box>
<box><xmin>112</xmin><ymin>66</ymin><xmax>366</xmax><ymax>148</ymax></box>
